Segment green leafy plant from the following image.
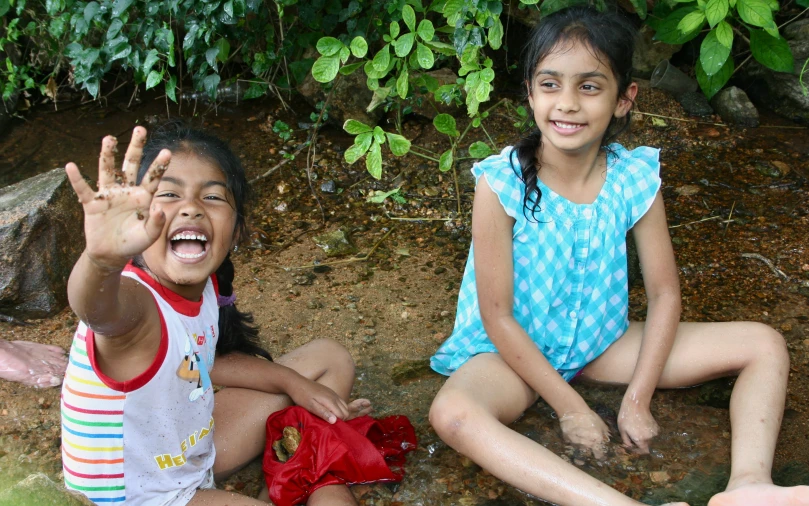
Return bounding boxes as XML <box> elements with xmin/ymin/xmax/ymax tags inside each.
<box><xmin>645</xmin><ymin>0</ymin><xmax>800</xmax><ymax>98</ymax></box>
<box><xmin>273</xmin><ymin>120</ymin><xmax>293</xmax><ymax>141</ymax></box>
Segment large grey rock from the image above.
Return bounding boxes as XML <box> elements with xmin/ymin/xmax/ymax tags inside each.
<box><xmin>297</xmin><ymin>56</ymin><xmax>382</xmax><ymax>128</ymax></box>
<box><xmin>633</xmin><ymin>25</ymin><xmax>683</xmax><ymax>79</ymax></box>
<box><xmin>0</xmin><ymin>168</ymin><xmax>83</xmax><ymax>318</ymax></box>
<box><xmin>711</xmin><ymin>87</ymin><xmax>759</xmax><ymax>127</ymax></box>
<box><xmin>0</xmin><ymin>473</ymin><xmax>94</xmax><ymax>505</ymax></box>
<box><xmin>744</xmin><ymin>20</ymin><xmax>809</xmax><ymax>125</ymax></box>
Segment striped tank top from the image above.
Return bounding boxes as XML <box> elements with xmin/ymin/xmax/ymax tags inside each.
<box><xmin>61</xmin><ymin>265</ymin><xmax>219</xmax><ymax>505</ymax></box>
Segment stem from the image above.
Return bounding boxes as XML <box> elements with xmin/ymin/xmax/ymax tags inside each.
<box><xmin>731</xmin><ymin>54</ymin><xmax>753</xmax><ymax>77</ymax></box>
<box><xmin>284</xmin><ymin>226</ymin><xmax>397</xmax><ymax>270</ymax></box>
<box><xmin>451</xmin><ymin>149</ymin><xmax>461</xmax><ymax>214</ymax></box>
<box><xmin>409</xmin><ymin>145</ymin><xmax>440</xmax><ymax>157</ymax></box>
<box><xmin>408</xmin><ymin>150</ymin><xmax>440</xmax><ymax>163</ymax></box>
<box><xmin>778</xmin><ymin>7</ymin><xmax>809</xmax><ymax>29</ymax></box>
<box><xmin>480</xmin><ymin>122</ymin><xmax>497</xmax><ymax>150</ymax></box>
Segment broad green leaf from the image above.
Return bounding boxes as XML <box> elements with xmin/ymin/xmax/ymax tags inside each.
<box><xmin>165</xmin><ymin>75</ymin><xmax>177</xmax><ymax>102</ymax></box>
<box><xmin>206</xmin><ymin>47</ymin><xmax>220</xmax><ymax>68</ymax></box>
<box><xmin>340</xmin><ymin>46</ymin><xmax>350</xmax><ymax>64</ymax></box>
<box><xmin>416</xmin><ymin>43</ymin><xmax>434</xmax><ymax>69</ymax></box>
<box><xmin>344</xmin><ymin>119</ymin><xmax>373</xmax><ymax>134</ymax></box>
<box><xmin>696</xmin><ymin>55</ymin><xmax>733</xmax><ymax>98</ymax></box>
<box><xmin>107</xmin><ymin>18</ymin><xmax>123</xmax><ymax>40</ymax></box>
<box><xmin>203</xmin><ymin>74</ymin><xmax>220</xmax><ymax>99</ymax></box>
<box><xmin>488</xmin><ymin>18</ymin><xmax>504</xmax><ymax>49</ymax></box>
<box><xmin>425</xmin><ymin>40</ymin><xmax>457</xmax><ymax>55</ymax></box>
<box><xmin>716</xmin><ymin>20</ymin><xmax>733</xmax><ymax>47</ymax></box>
<box><xmin>367</xmin><ymin>77</ymin><xmax>379</xmax><ymax>91</ymax></box>
<box><xmin>705</xmin><ymin>0</ymin><xmax>728</xmax><ymax>27</ymax></box>
<box><xmin>629</xmin><ymin>0</ymin><xmax>647</xmax><ymax>18</ymax></box>
<box><xmin>390</xmin><ymin>21</ymin><xmax>401</xmax><ymax>39</ymax></box>
<box><xmin>700</xmin><ymin>29</ymin><xmax>732</xmax><ymax>76</ymax></box>
<box><xmin>468</xmin><ymin>141</ymin><xmax>492</xmax><ymax>158</ymax></box>
<box><xmin>312</xmin><ymin>55</ymin><xmax>340</xmax><ymax>83</ymax></box>
<box><xmin>443</xmin><ymin>0</ymin><xmax>463</xmax><ymax>16</ymax></box>
<box><xmin>654</xmin><ymin>7</ymin><xmax>704</xmax><ymax>44</ymax></box>
<box><xmin>317</xmin><ymin>37</ymin><xmax>343</xmax><ymax>56</ymax></box>
<box><xmin>750</xmin><ymin>29</ymin><xmax>794</xmax><ymax>72</ymax></box>
<box><xmin>386</xmin><ymin>132</ymin><xmax>411</xmax><ymax>156</ymax></box>
<box><xmin>146</xmin><ymin>70</ymin><xmax>162</xmax><ymax>90</ymax></box>
<box><xmin>372</xmin><ymin>44</ymin><xmax>391</xmax><ymax>72</ymax></box>
<box><xmin>737</xmin><ymin>0</ymin><xmax>774</xmax><ymax>28</ymax></box>
<box><xmin>677</xmin><ymin>11</ymin><xmax>705</xmax><ymax>34</ymax></box>
<box><xmin>216</xmin><ymin>38</ymin><xmax>230</xmax><ymax>62</ymax></box>
<box><xmin>83</xmin><ymin>1</ymin><xmax>99</xmax><ymax>22</ymax></box>
<box><xmin>339</xmin><ymin>62</ymin><xmax>365</xmax><ymax>75</ymax></box>
<box><xmin>521</xmin><ymin>0</ymin><xmax>540</xmax><ymax>4</ymax></box>
<box><xmin>433</xmin><ymin>113</ymin><xmax>458</xmax><ymax>136</ymax></box>
<box><xmin>438</xmin><ymin>149</ymin><xmax>453</xmax><ymax>172</ymax></box>
<box><xmin>480</xmin><ymin>67</ymin><xmax>495</xmax><ymax>83</ymax></box>
<box><xmin>394</xmin><ymin>33</ymin><xmax>416</xmax><ymax>57</ymax></box>
<box><xmin>397</xmin><ymin>68</ymin><xmax>409</xmax><ymax>98</ymax></box>
<box><xmin>143</xmin><ymin>48</ymin><xmax>160</xmax><ymax>74</ymax></box>
<box><xmin>798</xmin><ymin>0</ymin><xmax>808</xmax><ymax>7</ymax></box>
<box><xmin>345</xmin><ymin>132</ymin><xmax>373</xmax><ymax>164</ymax></box>
<box><xmin>373</xmin><ymin>126</ymin><xmax>386</xmax><ymax>144</ymax></box>
<box><xmin>350</xmin><ymin>36</ymin><xmax>368</xmax><ymax>58</ymax></box>
<box><xmin>0</xmin><ymin>0</ymin><xmax>10</xmax><ymax>16</ymax></box>
<box><xmin>367</xmin><ymin>188</ymin><xmax>403</xmax><ymax>203</ymax></box>
<box><xmin>111</xmin><ymin>0</ymin><xmax>132</xmax><ymax>17</ymax></box>
<box><xmin>366</xmin><ymin>141</ymin><xmax>383</xmax><ymax>179</ymax></box>
<box><xmin>475</xmin><ymin>81</ymin><xmax>491</xmax><ymax>102</ymax></box>
<box><xmin>367</xmin><ymin>86</ymin><xmax>391</xmax><ymax>112</ymax></box>
<box><xmin>403</xmin><ymin>4</ymin><xmax>416</xmax><ymax>31</ymax></box>
<box><xmin>85</xmin><ymin>78</ymin><xmax>99</xmax><ymax>98</ymax></box>
<box><xmin>417</xmin><ymin>19</ymin><xmax>435</xmax><ymax>41</ymax></box>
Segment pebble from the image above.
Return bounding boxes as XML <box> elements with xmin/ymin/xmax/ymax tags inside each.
<box><xmin>363</xmin><ymin>334</ymin><xmax>376</xmax><ymax>344</ymax></box>
<box><xmin>346</xmin><ymin>303</ymin><xmax>357</xmax><ymax>310</ymax></box>
<box><xmin>364</xmin><ymin>328</ymin><xmax>377</xmax><ymax>336</ymax></box>
<box><xmin>434</xmin><ymin>266</ymin><xmax>447</xmax><ymax>275</ymax></box>
<box><xmin>440</xmin><ymin>310</ymin><xmax>451</xmax><ymax>317</ymax></box>
<box><xmin>320</xmin><ymin>180</ymin><xmax>337</xmax><ymax>193</ymax></box>
<box><xmin>289</xmin><ymin>288</ymin><xmax>300</xmax><ymax>296</ymax></box>
<box><xmin>363</xmin><ymin>319</ymin><xmax>375</xmax><ymax>328</ymax></box>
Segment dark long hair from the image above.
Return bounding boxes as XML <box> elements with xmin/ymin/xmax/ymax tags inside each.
<box><xmin>136</xmin><ymin>120</ymin><xmax>272</xmax><ymax>361</ymax></box>
<box><xmin>513</xmin><ymin>6</ymin><xmax>637</xmax><ymax>220</ymax></box>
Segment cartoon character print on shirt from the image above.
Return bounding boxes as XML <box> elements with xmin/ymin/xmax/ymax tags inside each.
<box><xmin>176</xmin><ymin>330</ymin><xmax>213</xmax><ymax>402</ymax></box>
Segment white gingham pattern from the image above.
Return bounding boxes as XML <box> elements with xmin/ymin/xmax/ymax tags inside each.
<box><xmin>431</xmin><ymin>144</ymin><xmax>661</xmax><ymax>381</ymax></box>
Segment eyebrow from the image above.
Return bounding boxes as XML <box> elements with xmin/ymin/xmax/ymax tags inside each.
<box><xmin>160</xmin><ymin>176</ymin><xmax>228</xmax><ymax>190</ymax></box>
<box><xmin>535</xmin><ymin>69</ymin><xmax>609</xmax><ymax>80</ymax></box>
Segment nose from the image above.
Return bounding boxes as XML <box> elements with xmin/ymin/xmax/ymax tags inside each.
<box><xmin>556</xmin><ymin>86</ymin><xmax>580</xmax><ymax>113</ymax></box>
<box><xmin>179</xmin><ymin>197</ymin><xmax>204</xmax><ymax>219</ymax></box>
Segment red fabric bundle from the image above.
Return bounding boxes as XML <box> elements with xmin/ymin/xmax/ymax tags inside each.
<box><xmin>262</xmin><ymin>406</ymin><xmax>417</xmax><ymax>506</ymax></box>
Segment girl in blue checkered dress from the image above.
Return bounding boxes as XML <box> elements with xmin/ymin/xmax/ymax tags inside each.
<box><xmin>429</xmin><ymin>7</ymin><xmax>805</xmax><ymax>506</ymax></box>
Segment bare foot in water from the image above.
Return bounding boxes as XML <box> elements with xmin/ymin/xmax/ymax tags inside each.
<box><xmin>0</xmin><ymin>340</ymin><xmax>67</xmax><ymax>388</ymax></box>
<box><xmin>346</xmin><ymin>398</ymin><xmax>372</xmax><ymax>420</ymax></box>
<box><xmin>709</xmin><ymin>483</ymin><xmax>809</xmax><ymax>506</ymax></box>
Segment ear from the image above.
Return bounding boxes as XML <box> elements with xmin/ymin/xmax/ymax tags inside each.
<box><xmin>614</xmin><ymin>82</ymin><xmax>638</xmax><ymax>119</ymax></box>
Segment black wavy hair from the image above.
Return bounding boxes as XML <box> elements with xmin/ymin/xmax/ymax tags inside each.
<box><xmin>512</xmin><ymin>6</ymin><xmax>638</xmax><ymax>221</ymax></box>
<box><xmin>135</xmin><ymin>120</ymin><xmax>271</xmax><ymax>361</ymax></box>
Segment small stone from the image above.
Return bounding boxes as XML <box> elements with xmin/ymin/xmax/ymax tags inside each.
<box><xmin>362</xmin><ymin>334</ymin><xmax>376</xmax><ymax>344</ymax></box>
<box><xmin>313</xmin><ymin>264</ymin><xmax>332</xmax><ymax>274</ymax></box>
<box><xmin>433</xmin><ymin>266</ymin><xmax>447</xmax><ymax>275</ymax></box>
<box><xmin>649</xmin><ymin>470</ymin><xmax>670</xmax><ymax>483</ymax></box>
<box><xmin>307</xmin><ymin>299</ymin><xmax>322</xmax><ymax>309</ymax></box>
<box><xmin>312</xmin><ymin>229</ymin><xmax>357</xmax><ymax>258</ymax></box>
<box><xmin>401</xmin><ymin>311</ymin><xmax>409</xmax><ymax>320</ymax></box>
<box><xmin>573</xmin><ymin>458</ymin><xmax>585</xmax><ymax>466</ymax></box>
<box><xmin>781</xmin><ymin>323</ymin><xmax>793</xmax><ymax>332</ymax></box>
<box><xmin>288</xmin><ymin>288</ymin><xmax>300</xmax><ymax>296</ymax></box>
<box><xmin>364</xmin><ymin>328</ymin><xmax>377</xmax><ymax>336</ymax></box>
<box><xmin>675</xmin><ymin>185</ymin><xmax>701</xmax><ymax>196</ymax></box>
<box><xmin>440</xmin><ymin>310</ymin><xmax>451</xmax><ymax>317</ymax></box>
<box><xmin>346</xmin><ymin>303</ymin><xmax>357</xmax><ymax>310</ymax></box>
<box><xmin>391</xmin><ymin>358</ymin><xmax>433</xmax><ymax>384</ymax></box>
<box><xmin>433</xmin><ymin>332</ymin><xmax>447</xmax><ymax>342</ymax></box>
<box><xmin>363</xmin><ymin>319</ymin><xmax>375</xmax><ymax>328</ymax></box>
<box><xmin>277</xmin><ymin>182</ymin><xmax>290</xmax><ymax>194</ymax></box>
<box><xmin>1</xmin><ymin>409</ymin><xmax>7</xmax><ymax>416</ymax></box>
<box><xmin>320</xmin><ymin>180</ymin><xmax>337</xmax><ymax>193</ymax></box>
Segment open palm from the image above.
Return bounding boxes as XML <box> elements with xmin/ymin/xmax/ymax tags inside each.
<box><xmin>65</xmin><ymin>127</ymin><xmax>172</xmax><ymax>270</ymax></box>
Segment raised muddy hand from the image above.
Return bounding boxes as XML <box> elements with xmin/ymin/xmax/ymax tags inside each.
<box><xmin>708</xmin><ymin>482</ymin><xmax>809</xmax><ymax>506</ymax></box>
<box><xmin>0</xmin><ymin>339</ymin><xmax>67</xmax><ymax>388</ymax></box>
<box><xmin>64</xmin><ymin>127</ymin><xmax>172</xmax><ymax>270</ymax></box>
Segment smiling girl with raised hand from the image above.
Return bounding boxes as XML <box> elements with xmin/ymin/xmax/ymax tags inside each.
<box><xmin>61</xmin><ymin>122</ymin><xmax>370</xmax><ymax>506</ymax></box>
<box><xmin>428</xmin><ymin>7</ymin><xmax>809</xmax><ymax>506</ymax></box>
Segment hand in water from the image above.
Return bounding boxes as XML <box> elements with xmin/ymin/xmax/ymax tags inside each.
<box><xmin>559</xmin><ymin>409</ymin><xmax>610</xmax><ymax>459</ymax></box>
<box><xmin>618</xmin><ymin>397</ymin><xmax>659</xmax><ymax>453</ymax></box>
<box><xmin>64</xmin><ymin>127</ymin><xmax>172</xmax><ymax>270</ymax></box>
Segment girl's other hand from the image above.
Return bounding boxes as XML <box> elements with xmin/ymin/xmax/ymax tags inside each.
<box><xmin>617</xmin><ymin>399</ymin><xmax>659</xmax><ymax>453</ymax></box>
<box><xmin>287</xmin><ymin>377</ymin><xmax>351</xmax><ymax>424</ymax></box>
<box><xmin>559</xmin><ymin>410</ymin><xmax>610</xmax><ymax>459</ymax></box>
<box><xmin>65</xmin><ymin>127</ymin><xmax>172</xmax><ymax>271</ymax></box>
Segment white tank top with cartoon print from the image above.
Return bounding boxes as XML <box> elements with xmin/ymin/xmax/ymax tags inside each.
<box><xmin>61</xmin><ymin>265</ymin><xmax>218</xmax><ymax>506</ymax></box>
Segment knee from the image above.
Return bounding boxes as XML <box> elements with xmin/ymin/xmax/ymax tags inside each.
<box><xmin>310</xmin><ymin>338</ymin><xmax>356</xmax><ymax>377</ymax></box>
<box><xmin>429</xmin><ymin>390</ymin><xmax>475</xmax><ymax>444</ymax></box>
<box><xmin>747</xmin><ymin>323</ymin><xmax>790</xmax><ymax>370</ymax></box>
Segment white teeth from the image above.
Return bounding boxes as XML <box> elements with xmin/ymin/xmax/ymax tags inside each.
<box><xmin>170</xmin><ymin>232</ymin><xmax>208</xmax><ymax>242</ymax></box>
<box><xmin>174</xmin><ymin>250</ymin><xmax>206</xmax><ymax>259</ymax></box>
<box><xmin>554</xmin><ymin>121</ymin><xmax>581</xmax><ymax>129</ymax></box>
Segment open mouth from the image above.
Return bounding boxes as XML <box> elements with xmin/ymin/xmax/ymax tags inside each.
<box><xmin>552</xmin><ymin>121</ymin><xmax>584</xmax><ymax>130</ymax></box>
<box><xmin>170</xmin><ymin>231</ymin><xmax>209</xmax><ymax>260</ymax></box>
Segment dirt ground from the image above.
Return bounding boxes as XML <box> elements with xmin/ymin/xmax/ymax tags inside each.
<box><xmin>1</xmin><ymin>82</ymin><xmax>808</xmax><ymax>505</ymax></box>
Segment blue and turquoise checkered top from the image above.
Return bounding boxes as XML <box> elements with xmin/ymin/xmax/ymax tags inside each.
<box><xmin>430</xmin><ymin>143</ymin><xmax>662</xmax><ymax>381</ymax></box>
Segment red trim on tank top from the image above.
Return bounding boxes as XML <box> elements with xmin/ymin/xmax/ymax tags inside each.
<box><xmin>123</xmin><ymin>264</ymin><xmax>215</xmax><ymax>317</ymax></box>
<box><xmin>86</xmin><ymin>304</ymin><xmax>169</xmax><ymax>393</ymax></box>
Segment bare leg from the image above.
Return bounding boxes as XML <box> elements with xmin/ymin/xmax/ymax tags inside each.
<box><xmin>208</xmin><ymin>338</ymin><xmax>367</xmax><ymax>506</ymax></box>
<box><xmin>581</xmin><ymin>321</ymin><xmax>809</xmax><ymax>506</ymax></box>
<box><xmin>0</xmin><ymin>339</ymin><xmax>67</xmax><ymax>388</ymax></box>
<box><xmin>429</xmin><ymin>353</ymin><xmax>688</xmax><ymax>506</ymax></box>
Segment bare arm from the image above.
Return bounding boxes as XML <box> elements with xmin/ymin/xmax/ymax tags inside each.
<box><xmin>627</xmin><ymin>193</ymin><xmax>682</xmax><ymax>405</ymax></box>
<box><xmin>473</xmin><ymin>177</ymin><xmax>589</xmax><ymax>417</ymax></box>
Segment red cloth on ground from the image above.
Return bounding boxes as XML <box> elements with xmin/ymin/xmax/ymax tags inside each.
<box><xmin>262</xmin><ymin>406</ymin><xmax>417</xmax><ymax>506</ymax></box>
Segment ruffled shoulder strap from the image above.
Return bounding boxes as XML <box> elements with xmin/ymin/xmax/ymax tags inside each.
<box><xmin>608</xmin><ymin>144</ymin><xmax>662</xmax><ymax>229</ymax></box>
<box><xmin>470</xmin><ymin>146</ymin><xmax>526</xmax><ymax>223</ymax></box>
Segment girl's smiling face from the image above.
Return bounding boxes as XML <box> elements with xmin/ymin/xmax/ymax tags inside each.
<box><xmin>140</xmin><ymin>152</ymin><xmax>238</xmax><ymax>299</ymax></box>
<box><xmin>527</xmin><ymin>41</ymin><xmax>636</xmax><ymax>158</ymax></box>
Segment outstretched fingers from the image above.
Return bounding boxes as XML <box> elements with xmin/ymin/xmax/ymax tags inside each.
<box><xmin>97</xmin><ymin>135</ymin><xmax>119</xmax><ymax>188</ymax></box>
<box><xmin>140</xmin><ymin>149</ymin><xmax>172</xmax><ymax>194</ymax></box>
<box><xmin>65</xmin><ymin>163</ymin><xmax>95</xmax><ymax>204</ymax></box>
<box><xmin>123</xmin><ymin>127</ymin><xmax>148</xmax><ymax>186</ymax></box>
